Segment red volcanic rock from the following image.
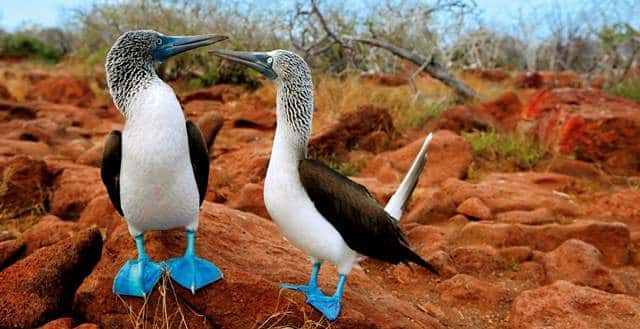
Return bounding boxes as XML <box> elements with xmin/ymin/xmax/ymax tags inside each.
<box><xmin>22</xmin><ymin>215</ymin><xmax>82</xmax><ymax>255</ymax></box>
<box><xmin>225</xmin><ymin>182</ymin><xmax>269</xmax><ymax>218</ymax></box>
<box><xmin>538</xmin><ymin>158</ymin><xmax>602</xmax><ymax>178</ymax></box>
<box><xmin>0</xmin><ymin>238</ymin><xmax>24</xmax><ymax>269</ymax></box>
<box><xmin>456</xmin><ymin>220</ymin><xmax>631</xmax><ymax>267</ymax></box>
<box><xmin>196</xmin><ymin>111</ymin><xmax>224</xmax><ymax>149</ymax></box>
<box><xmin>75</xmin><ymin>144</ymin><xmax>103</xmax><ymax>167</ymax></box>
<box><xmin>405</xmin><ymin>188</ymin><xmax>457</xmax><ymax>225</ymax></box>
<box><xmin>543</xmin><ymin>239</ymin><xmax>625</xmax><ymax>293</ymax></box>
<box><xmin>482</xmin><ymin>91</ymin><xmax>523</xmax><ymax>130</ymax></box>
<box><xmin>57</xmin><ymin>139</ymin><xmax>92</xmax><ymax>161</ymax></box>
<box><xmin>508</xmin><ymin>71</ymin><xmax>544</xmax><ymax>89</ymax></box>
<box><xmin>456</xmin><ymin>197</ymin><xmax>492</xmax><ymax>220</ymax></box>
<box><xmin>0</xmin><ymin>155</ymin><xmax>49</xmax><ymax>220</ymax></box>
<box><xmin>230</xmin><ymin>106</ymin><xmax>276</xmax><ymax>130</ymax></box>
<box><xmin>496</xmin><ymin>208</ymin><xmax>556</xmax><ymax>225</ymax></box>
<box><xmin>359</xmin><ymin>74</ymin><xmax>408</xmax><ymax>86</ymax></box>
<box><xmin>508</xmin><ymin>281</ymin><xmax>640</xmax><ymax>329</ymax></box>
<box><xmin>361</xmin><ymin>130</ymin><xmax>472</xmax><ymax>189</ymax></box>
<box><xmin>358</xmin><ymin>130</ymin><xmax>391</xmax><ymax>153</ymax></box>
<box><xmin>406</xmin><ymin>225</ymin><xmax>448</xmax><ymax>255</ymax></box>
<box><xmin>436</xmin><ymin>274</ymin><xmax>509</xmax><ymax>310</ymax></box>
<box><xmin>540</xmin><ymin>71</ymin><xmax>583</xmax><ymax>88</ymax></box>
<box><xmin>74</xmin><ymin>324</ymin><xmax>99</xmax><ymax>329</ymax></box>
<box><xmin>442</xmin><ymin>173</ymin><xmax>579</xmax><ymax>218</ymax></box>
<box><xmin>182</xmin><ymin>100</ymin><xmax>224</xmax><ymax>121</ymax></box>
<box><xmin>0</xmin><ymin>101</ymin><xmax>37</xmax><ymax>121</ymax></box>
<box><xmin>435</xmin><ymin>104</ymin><xmax>497</xmax><ymax>133</ymax></box>
<box><xmin>522</xmin><ymin>88</ymin><xmax>640</xmax><ymax>175</ymax></box>
<box><xmin>180</xmin><ymin>84</ymin><xmax>241</xmax><ymax>103</ymax></box>
<box><xmin>208</xmin><ymin>143</ymin><xmax>270</xmax><ymax>206</ymax></box>
<box><xmin>449</xmin><ymin>245</ymin><xmax>499</xmax><ymax>277</ymax></box>
<box><xmin>592</xmin><ymin>189</ymin><xmax>640</xmax><ymax>231</ymax></box>
<box><xmin>436</xmin><ymin>92</ymin><xmax>522</xmax><ymax>132</ymax></box>
<box><xmin>0</xmin><ymin>83</ymin><xmax>14</xmax><ymax>101</ymax></box>
<box><xmin>462</xmin><ymin>68</ymin><xmax>511</xmax><ymax>82</ymax></box>
<box><xmin>73</xmin><ymin>202</ymin><xmax>443</xmax><ymax>329</ymax></box>
<box><xmin>40</xmin><ymin>317</ymin><xmax>76</xmax><ymax>329</ymax></box>
<box><xmin>310</xmin><ymin>105</ymin><xmax>394</xmax><ymax>157</ymax></box>
<box><xmin>78</xmin><ymin>195</ymin><xmax>122</xmax><ymax>236</ymax></box>
<box><xmin>0</xmin><ymin>138</ymin><xmax>53</xmax><ymax>159</ymax></box>
<box><xmin>0</xmin><ymin>228</ymin><xmax>102</xmax><ymax>329</ymax></box>
<box><xmin>27</xmin><ymin>76</ymin><xmax>94</xmax><ymax>107</ymax></box>
<box><xmin>50</xmin><ymin>165</ymin><xmax>106</xmax><ymax>220</ymax></box>
<box><xmin>0</xmin><ymin>118</ymin><xmax>66</xmax><ymax>144</ymax></box>
<box><xmin>41</xmin><ymin>318</ymin><xmax>97</xmax><ymax>329</ymax></box>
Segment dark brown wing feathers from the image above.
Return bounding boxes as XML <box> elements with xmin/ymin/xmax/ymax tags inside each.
<box><xmin>186</xmin><ymin>120</ymin><xmax>210</xmax><ymax>206</ymax></box>
<box><xmin>298</xmin><ymin>159</ymin><xmax>437</xmax><ymax>274</ymax></box>
<box><xmin>101</xmin><ymin>131</ymin><xmax>124</xmax><ymax>216</ymax></box>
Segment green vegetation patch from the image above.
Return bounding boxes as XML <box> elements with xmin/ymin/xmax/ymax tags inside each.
<box><xmin>462</xmin><ymin>130</ymin><xmax>548</xmax><ymax>169</ymax></box>
<box><xmin>605</xmin><ymin>77</ymin><xmax>640</xmax><ymax>100</ymax></box>
<box><xmin>0</xmin><ymin>34</ymin><xmax>64</xmax><ymax>62</ymax></box>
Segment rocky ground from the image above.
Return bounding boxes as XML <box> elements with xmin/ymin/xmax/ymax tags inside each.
<box><xmin>0</xmin><ymin>61</ymin><xmax>639</xmax><ymax>329</ymax></box>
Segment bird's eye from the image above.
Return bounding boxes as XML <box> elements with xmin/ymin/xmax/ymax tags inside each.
<box><xmin>156</xmin><ymin>39</ymin><xmax>162</xmax><ymax>45</ymax></box>
<box><xmin>266</xmin><ymin>57</ymin><xmax>273</xmax><ymax>64</ymax></box>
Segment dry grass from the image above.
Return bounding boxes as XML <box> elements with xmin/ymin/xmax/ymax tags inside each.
<box><xmin>243</xmin><ymin>72</ymin><xmax>508</xmax><ymax>133</ymax></box>
<box><xmin>117</xmin><ymin>273</ymin><xmax>209</xmax><ymax>329</ymax></box>
<box><xmin>256</xmin><ymin>290</ymin><xmax>332</xmax><ymax>329</ymax></box>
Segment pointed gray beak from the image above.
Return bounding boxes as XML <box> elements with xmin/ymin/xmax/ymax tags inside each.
<box><xmin>210</xmin><ymin>50</ymin><xmax>277</xmax><ymax>80</ymax></box>
<box><xmin>154</xmin><ymin>34</ymin><xmax>228</xmax><ymax>61</ymax></box>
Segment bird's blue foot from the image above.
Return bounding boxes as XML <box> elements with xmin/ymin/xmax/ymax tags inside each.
<box><xmin>167</xmin><ymin>230</ymin><xmax>222</xmax><ymax>293</ymax></box>
<box><xmin>279</xmin><ymin>282</ymin><xmax>322</xmax><ymax>295</ymax></box>
<box><xmin>279</xmin><ymin>262</ymin><xmax>323</xmax><ymax>295</ymax></box>
<box><xmin>307</xmin><ymin>291</ymin><xmax>342</xmax><ymax>321</ymax></box>
<box><xmin>113</xmin><ymin>234</ymin><xmax>162</xmax><ymax>297</ymax></box>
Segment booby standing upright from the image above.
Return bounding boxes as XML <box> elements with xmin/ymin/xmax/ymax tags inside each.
<box><xmin>102</xmin><ymin>30</ymin><xmax>228</xmax><ymax>297</ymax></box>
<box><xmin>210</xmin><ymin>49</ymin><xmax>438</xmax><ymax>320</ymax></box>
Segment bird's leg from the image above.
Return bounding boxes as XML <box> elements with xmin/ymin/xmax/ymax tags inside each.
<box><xmin>279</xmin><ymin>261</ymin><xmax>322</xmax><ymax>295</ymax></box>
<box><xmin>112</xmin><ymin>234</ymin><xmax>163</xmax><ymax>297</ymax></box>
<box><xmin>167</xmin><ymin>230</ymin><xmax>223</xmax><ymax>294</ymax></box>
<box><xmin>306</xmin><ymin>274</ymin><xmax>347</xmax><ymax>321</ymax></box>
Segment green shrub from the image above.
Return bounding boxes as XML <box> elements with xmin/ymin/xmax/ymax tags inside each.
<box><xmin>605</xmin><ymin>77</ymin><xmax>640</xmax><ymax>100</ymax></box>
<box><xmin>462</xmin><ymin>130</ymin><xmax>547</xmax><ymax>169</ymax></box>
<box><xmin>0</xmin><ymin>34</ymin><xmax>64</xmax><ymax>62</ymax></box>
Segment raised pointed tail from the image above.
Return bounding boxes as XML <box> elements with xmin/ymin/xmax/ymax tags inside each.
<box><xmin>384</xmin><ymin>133</ymin><xmax>433</xmax><ymax>220</ymax></box>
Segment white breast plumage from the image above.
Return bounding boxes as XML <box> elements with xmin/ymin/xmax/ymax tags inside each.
<box><xmin>119</xmin><ymin>78</ymin><xmax>199</xmax><ymax>236</ymax></box>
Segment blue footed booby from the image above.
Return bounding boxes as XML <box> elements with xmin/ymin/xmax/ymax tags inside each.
<box><xmin>102</xmin><ymin>30</ymin><xmax>228</xmax><ymax>297</ymax></box>
<box><xmin>210</xmin><ymin>49</ymin><xmax>438</xmax><ymax>320</ymax></box>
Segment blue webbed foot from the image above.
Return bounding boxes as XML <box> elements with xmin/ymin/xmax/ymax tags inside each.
<box><xmin>279</xmin><ymin>262</ymin><xmax>322</xmax><ymax>295</ymax></box>
<box><xmin>167</xmin><ymin>230</ymin><xmax>222</xmax><ymax>293</ymax></box>
<box><xmin>112</xmin><ymin>233</ymin><xmax>163</xmax><ymax>297</ymax></box>
<box><xmin>307</xmin><ymin>291</ymin><xmax>342</xmax><ymax>321</ymax></box>
<box><xmin>279</xmin><ymin>282</ymin><xmax>322</xmax><ymax>295</ymax></box>
<box><xmin>167</xmin><ymin>254</ymin><xmax>223</xmax><ymax>293</ymax></box>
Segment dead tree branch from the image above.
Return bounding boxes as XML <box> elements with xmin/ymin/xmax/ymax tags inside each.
<box><xmin>344</xmin><ymin>36</ymin><xmax>481</xmax><ymax>100</ymax></box>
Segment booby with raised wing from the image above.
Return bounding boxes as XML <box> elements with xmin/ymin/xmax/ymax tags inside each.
<box><xmin>102</xmin><ymin>30</ymin><xmax>227</xmax><ymax>297</ymax></box>
<box><xmin>210</xmin><ymin>49</ymin><xmax>437</xmax><ymax>320</ymax></box>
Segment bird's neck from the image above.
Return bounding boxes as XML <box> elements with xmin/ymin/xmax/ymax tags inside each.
<box><xmin>106</xmin><ymin>60</ymin><xmax>158</xmax><ymax>114</ymax></box>
<box><xmin>271</xmin><ymin>79</ymin><xmax>314</xmax><ymax>165</ymax></box>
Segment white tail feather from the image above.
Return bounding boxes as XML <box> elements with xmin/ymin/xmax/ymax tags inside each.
<box><xmin>384</xmin><ymin>133</ymin><xmax>433</xmax><ymax>221</ymax></box>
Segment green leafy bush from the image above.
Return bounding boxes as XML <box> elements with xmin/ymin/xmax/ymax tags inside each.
<box><xmin>0</xmin><ymin>34</ymin><xmax>64</xmax><ymax>62</ymax></box>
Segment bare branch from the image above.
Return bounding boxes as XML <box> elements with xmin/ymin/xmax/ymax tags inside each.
<box><xmin>345</xmin><ymin>36</ymin><xmax>481</xmax><ymax>100</ymax></box>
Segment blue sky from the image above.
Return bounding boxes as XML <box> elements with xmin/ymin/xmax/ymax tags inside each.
<box><xmin>0</xmin><ymin>0</ymin><xmax>636</xmax><ymax>33</ymax></box>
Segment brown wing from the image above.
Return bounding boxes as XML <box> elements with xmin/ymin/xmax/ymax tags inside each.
<box><xmin>100</xmin><ymin>131</ymin><xmax>124</xmax><ymax>216</ymax></box>
<box><xmin>186</xmin><ymin>120</ymin><xmax>210</xmax><ymax>206</ymax></box>
<box><xmin>298</xmin><ymin>159</ymin><xmax>437</xmax><ymax>273</ymax></box>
